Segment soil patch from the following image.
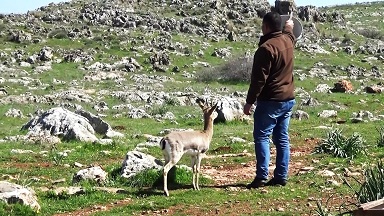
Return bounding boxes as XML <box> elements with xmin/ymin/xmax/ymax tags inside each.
<box><xmin>53</xmin><ymin>198</ymin><xmax>132</xmax><ymax>216</ymax></box>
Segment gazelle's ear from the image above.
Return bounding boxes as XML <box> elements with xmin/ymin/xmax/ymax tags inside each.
<box><xmin>209</xmin><ymin>102</ymin><xmax>219</xmax><ymax>113</ymax></box>
<box><xmin>196</xmin><ymin>98</ymin><xmax>206</xmax><ymax>109</ymax></box>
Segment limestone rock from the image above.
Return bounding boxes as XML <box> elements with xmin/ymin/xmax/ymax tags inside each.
<box><xmin>53</xmin><ymin>186</ymin><xmax>85</xmax><ymax>196</ymax></box>
<box><xmin>121</xmin><ymin>151</ymin><xmax>163</xmax><ymax>178</ymax></box>
<box><xmin>4</xmin><ymin>108</ymin><xmax>24</xmax><ymax>118</ymax></box>
<box><xmin>317</xmin><ymin>110</ymin><xmax>337</xmax><ymax>118</ymax></box>
<box><xmin>73</xmin><ymin>166</ymin><xmax>108</xmax><ymax>184</ymax></box>
<box><xmin>0</xmin><ymin>181</ymin><xmax>40</xmax><ymax>212</ymax></box>
<box><xmin>21</xmin><ymin>107</ymin><xmax>98</xmax><ymax>143</ymax></box>
<box><xmin>215</xmin><ymin>98</ymin><xmax>248</xmax><ymax>123</ymax></box>
<box><xmin>21</xmin><ymin>107</ymin><xmax>123</xmax><ymax>143</ymax></box>
<box><xmin>75</xmin><ymin>109</ymin><xmax>124</xmax><ymax>139</ymax></box>
<box><xmin>291</xmin><ymin>110</ymin><xmax>309</xmax><ymax>120</ymax></box>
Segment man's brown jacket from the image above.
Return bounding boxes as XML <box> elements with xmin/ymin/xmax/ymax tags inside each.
<box><xmin>246</xmin><ymin>29</ymin><xmax>295</xmax><ymax>104</ymax></box>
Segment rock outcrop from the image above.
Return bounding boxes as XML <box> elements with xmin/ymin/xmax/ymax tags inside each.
<box><xmin>0</xmin><ymin>181</ymin><xmax>40</xmax><ymax>212</ymax></box>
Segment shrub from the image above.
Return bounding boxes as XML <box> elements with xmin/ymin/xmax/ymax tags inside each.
<box><xmin>48</xmin><ymin>29</ymin><xmax>68</xmax><ymax>39</ymax></box>
<box><xmin>150</xmin><ymin>105</ymin><xmax>169</xmax><ymax>116</ymax></box>
<box><xmin>344</xmin><ymin>160</ymin><xmax>384</xmax><ymax>204</ymax></box>
<box><xmin>165</xmin><ymin>97</ymin><xmax>181</xmax><ymax>106</ymax></box>
<box><xmin>93</xmin><ymin>36</ymin><xmax>103</xmax><ymax>42</ymax></box>
<box><xmin>196</xmin><ymin>55</ymin><xmax>253</xmax><ymax>83</ymax></box>
<box><xmin>313</xmin><ymin>129</ymin><xmax>366</xmax><ymax>158</ymax></box>
<box><xmin>0</xmin><ymin>202</ymin><xmax>37</xmax><ymax>216</ymax></box>
<box><xmin>0</xmin><ymin>23</ymin><xmax>7</xmax><ymax>32</ymax></box>
<box><xmin>342</xmin><ymin>33</ymin><xmax>352</xmax><ymax>44</ymax></box>
<box><xmin>357</xmin><ymin>28</ymin><xmax>384</xmax><ymax>40</ymax></box>
<box><xmin>376</xmin><ymin>126</ymin><xmax>384</xmax><ymax>147</ymax></box>
<box><xmin>126</xmin><ymin>169</ymin><xmax>162</xmax><ymax>188</ymax></box>
<box><xmin>312</xmin><ymin>195</ymin><xmax>334</xmax><ymax>216</ymax></box>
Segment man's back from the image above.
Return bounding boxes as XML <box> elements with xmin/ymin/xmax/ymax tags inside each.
<box><xmin>257</xmin><ymin>31</ymin><xmax>295</xmax><ymax>101</ymax></box>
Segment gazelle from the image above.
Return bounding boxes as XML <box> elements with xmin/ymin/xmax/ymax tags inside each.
<box><xmin>159</xmin><ymin>98</ymin><xmax>218</xmax><ymax>196</ymax></box>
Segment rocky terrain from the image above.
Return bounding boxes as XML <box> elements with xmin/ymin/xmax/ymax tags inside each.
<box><xmin>0</xmin><ymin>0</ymin><xmax>384</xmax><ymax>215</ymax></box>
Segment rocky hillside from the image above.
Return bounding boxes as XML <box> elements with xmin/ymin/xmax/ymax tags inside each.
<box><xmin>0</xmin><ymin>0</ymin><xmax>383</xmax><ymax>156</ymax></box>
<box><xmin>0</xmin><ymin>0</ymin><xmax>373</xmax><ymax>106</ymax></box>
<box><xmin>0</xmin><ymin>0</ymin><xmax>348</xmax><ymax>70</ymax></box>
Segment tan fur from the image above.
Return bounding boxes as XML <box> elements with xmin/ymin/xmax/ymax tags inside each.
<box><xmin>160</xmin><ymin>99</ymin><xmax>218</xmax><ymax>196</ymax></box>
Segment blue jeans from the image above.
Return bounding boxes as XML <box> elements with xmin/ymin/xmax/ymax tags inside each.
<box><xmin>253</xmin><ymin>99</ymin><xmax>295</xmax><ymax>181</ymax></box>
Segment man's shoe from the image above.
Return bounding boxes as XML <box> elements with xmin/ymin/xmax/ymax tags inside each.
<box><xmin>265</xmin><ymin>178</ymin><xmax>287</xmax><ymax>187</ymax></box>
<box><xmin>246</xmin><ymin>178</ymin><xmax>267</xmax><ymax>189</ymax></box>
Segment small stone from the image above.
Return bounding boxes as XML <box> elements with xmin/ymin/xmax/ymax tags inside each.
<box><xmin>318</xmin><ymin>170</ymin><xmax>335</xmax><ymax>177</ymax></box>
<box><xmin>58</xmin><ymin>152</ymin><xmax>68</xmax><ymax>157</ymax></box>
<box><xmin>74</xmin><ymin>162</ymin><xmax>83</xmax><ymax>167</ymax></box>
<box><xmin>92</xmin><ymin>205</ymin><xmax>107</xmax><ymax>210</ymax></box>
<box><xmin>51</xmin><ymin>178</ymin><xmax>66</xmax><ymax>184</ymax></box>
<box><xmin>300</xmin><ymin>167</ymin><xmax>315</xmax><ymax>171</ymax></box>
<box><xmin>11</xmin><ymin>149</ymin><xmax>34</xmax><ymax>154</ymax></box>
<box><xmin>326</xmin><ymin>179</ymin><xmax>341</xmax><ymax>186</ymax></box>
<box><xmin>73</xmin><ymin>166</ymin><xmax>107</xmax><ymax>183</ymax></box>
<box><xmin>100</xmin><ymin>150</ymin><xmax>112</xmax><ymax>155</ymax></box>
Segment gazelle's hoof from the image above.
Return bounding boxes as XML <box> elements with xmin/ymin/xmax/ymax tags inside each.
<box><xmin>164</xmin><ymin>191</ymin><xmax>169</xmax><ymax>196</ymax></box>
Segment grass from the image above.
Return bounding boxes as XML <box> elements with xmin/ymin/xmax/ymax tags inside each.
<box><xmin>1</xmin><ymin>1</ymin><xmax>384</xmax><ymax>215</ymax></box>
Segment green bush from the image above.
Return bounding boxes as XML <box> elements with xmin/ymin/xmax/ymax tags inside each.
<box><xmin>376</xmin><ymin>127</ymin><xmax>384</xmax><ymax>147</ymax></box>
<box><xmin>150</xmin><ymin>105</ymin><xmax>169</xmax><ymax>116</ymax></box>
<box><xmin>107</xmin><ymin>166</ymin><xmax>161</xmax><ymax>188</ymax></box>
<box><xmin>121</xmin><ymin>166</ymin><xmax>212</xmax><ymax>189</ymax></box>
<box><xmin>342</xmin><ymin>33</ymin><xmax>352</xmax><ymax>44</ymax></box>
<box><xmin>357</xmin><ymin>28</ymin><xmax>384</xmax><ymax>40</ymax></box>
<box><xmin>345</xmin><ymin>160</ymin><xmax>384</xmax><ymax>204</ymax></box>
<box><xmin>165</xmin><ymin>97</ymin><xmax>181</xmax><ymax>106</ymax></box>
<box><xmin>0</xmin><ymin>23</ymin><xmax>7</xmax><ymax>32</ymax></box>
<box><xmin>48</xmin><ymin>29</ymin><xmax>68</xmax><ymax>39</ymax></box>
<box><xmin>196</xmin><ymin>55</ymin><xmax>253</xmax><ymax>83</ymax></box>
<box><xmin>312</xmin><ymin>195</ymin><xmax>335</xmax><ymax>216</ymax></box>
<box><xmin>0</xmin><ymin>202</ymin><xmax>37</xmax><ymax>216</ymax></box>
<box><xmin>126</xmin><ymin>169</ymin><xmax>162</xmax><ymax>188</ymax></box>
<box><xmin>313</xmin><ymin>129</ymin><xmax>366</xmax><ymax>158</ymax></box>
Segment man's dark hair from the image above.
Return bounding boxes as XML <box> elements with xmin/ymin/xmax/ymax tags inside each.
<box><xmin>263</xmin><ymin>12</ymin><xmax>282</xmax><ymax>32</ymax></box>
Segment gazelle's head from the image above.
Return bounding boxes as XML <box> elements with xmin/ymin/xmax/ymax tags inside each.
<box><xmin>196</xmin><ymin>98</ymin><xmax>218</xmax><ymax>121</ymax></box>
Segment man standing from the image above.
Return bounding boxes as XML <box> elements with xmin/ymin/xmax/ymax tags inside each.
<box><xmin>243</xmin><ymin>11</ymin><xmax>296</xmax><ymax>188</ymax></box>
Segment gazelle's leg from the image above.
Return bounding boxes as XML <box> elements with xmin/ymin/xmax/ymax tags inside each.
<box><xmin>195</xmin><ymin>154</ymin><xmax>204</xmax><ymax>191</ymax></box>
<box><xmin>162</xmin><ymin>153</ymin><xmax>170</xmax><ymax>195</ymax></box>
<box><xmin>163</xmin><ymin>153</ymin><xmax>182</xmax><ymax>196</ymax></box>
<box><xmin>191</xmin><ymin>156</ymin><xmax>197</xmax><ymax>190</ymax></box>
<box><xmin>164</xmin><ymin>153</ymin><xmax>170</xmax><ymax>166</ymax></box>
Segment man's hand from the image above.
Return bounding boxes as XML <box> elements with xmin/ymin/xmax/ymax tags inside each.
<box><xmin>285</xmin><ymin>19</ymin><xmax>294</xmax><ymax>31</ymax></box>
<box><xmin>243</xmin><ymin>103</ymin><xmax>254</xmax><ymax>115</ymax></box>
